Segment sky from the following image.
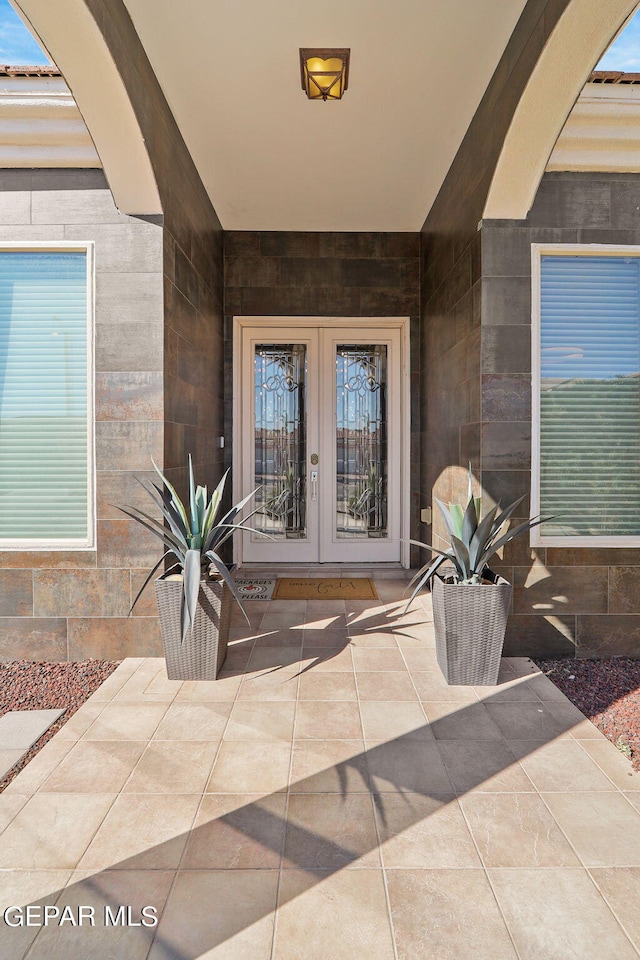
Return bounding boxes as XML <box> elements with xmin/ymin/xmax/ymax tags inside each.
<box><xmin>597</xmin><ymin>9</ymin><xmax>640</xmax><ymax>71</ymax></box>
<box><xmin>0</xmin><ymin>0</ymin><xmax>51</xmax><ymax>65</ymax></box>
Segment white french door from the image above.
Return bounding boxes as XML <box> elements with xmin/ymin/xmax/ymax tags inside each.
<box><xmin>236</xmin><ymin>319</ymin><xmax>406</xmax><ymax>564</ymax></box>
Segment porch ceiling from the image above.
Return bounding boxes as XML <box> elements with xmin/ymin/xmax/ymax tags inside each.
<box><xmin>121</xmin><ymin>0</ymin><xmax>528</xmax><ymax>232</ymax></box>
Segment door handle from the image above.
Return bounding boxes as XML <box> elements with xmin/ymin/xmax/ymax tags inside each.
<box><xmin>310</xmin><ymin>470</ymin><xmax>318</xmax><ymax>501</ymax></box>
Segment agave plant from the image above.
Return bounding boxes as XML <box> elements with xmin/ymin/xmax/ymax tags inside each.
<box><xmin>118</xmin><ymin>456</ymin><xmax>264</xmax><ymax>640</ymax></box>
<box><xmin>406</xmin><ymin>467</ymin><xmax>552</xmax><ymax>609</ymax></box>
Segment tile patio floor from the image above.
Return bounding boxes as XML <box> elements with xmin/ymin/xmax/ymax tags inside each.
<box><xmin>1</xmin><ymin>579</ymin><xmax>640</xmax><ymax>959</ymax></box>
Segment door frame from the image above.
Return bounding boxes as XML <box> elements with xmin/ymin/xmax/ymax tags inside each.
<box><xmin>232</xmin><ymin>316</ymin><xmax>411</xmax><ymax>569</ymax></box>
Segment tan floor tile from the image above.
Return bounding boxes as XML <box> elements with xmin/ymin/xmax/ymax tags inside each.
<box><xmin>387</xmin><ymin>868</ymin><xmax>517</xmax><ymax>960</ymax></box>
<box><xmin>40</xmin><ymin>740</ymin><xmax>145</xmax><ymax>793</ymax></box>
<box><xmin>437</xmin><ymin>740</ymin><xmax>534</xmax><ymax>794</ymax></box>
<box><xmin>284</xmin><ymin>793</ymin><xmax>379</xmax><ymax>868</ymax></box>
<box><xmin>375</xmin><ymin>793</ymin><xmax>481</xmax><ymax>868</ymax></box>
<box><xmin>302</xmin><ymin>627</ymin><xmax>349</xmax><ymax>646</ymax></box>
<box><xmin>86</xmin><ymin>658</ymin><xmax>144</xmax><ymax>701</ymax></box>
<box><xmin>298</xmin><ymin>671</ymin><xmax>357</xmax><ymax>701</ymax></box>
<box><xmin>0</xmin><ymin>750</ymin><xmax>24</xmax><ymax>780</ymax></box>
<box><xmin>54</xmin><ymin>700</ymin><xmax>106</xmax><ymax>740</ymax></box>
<box><xmin>460</xmin><ymin>793</ymin><xmax>580</xmax><ymax>867</ymax></box>
<box><xmin>224</xmin><ymin>701</ymin><xmax>295</xmax><ymax>740</ymax></box>
<box><xmin>626</xmin><ymin>792</ymin><xmax>640</xmax><ymax>811</ymax></box>
<box><xmin>82</xmin><ymin>702</ymin><xmax>168</xmax><ymax>741</ymax></box>
<box><xmin>360</xmin><ymin>701</ymin><xmax>432</xmax><ymax>741</ymax></box>
<box><xmin>251</xmin><ymin>629</ymin><xmax>304</xmax><ymax>648</ymax></box>
<box><xmin>546</xmin><ymin>699</ymin><xmax>606</xmax><ymax>739</ymax></box>
<box><xmin>79</xmin><ymin>794</ymin><xmax>200</xmax><ymax>870</ymax></box>
<box><xmin>0</xmin><ymin>793</ymin><xmax>28</xmax><ymax>834</ymax></box>
<box><xmin>400</xmin><ymin>648</ymin><xmax>439</xmax><ymax>672</ymax></box>
<box><xmin>261</xmin><ymin>611</ymin><xmax>306</xmax><ymax>631</ymax></box>
<box><xmin>174</xmin><ymin>674</ymin><xmax>242</xmax><ymax>701</ymax></box>
<box><xmin>472</xmin><ymin>663</ymin><xmax>545</xmax><ymax>702</ymax></box>
<box><xmin>123</xmin><ymin>740</ymin><xmax>218</xmax><ymax>794</ymax></box>
<box><xmin>424</xmin><ymin>701</ymin><xmax>504</xmax><ymax>740</ymax></box>
<box><xmin>152</xmin><ymin>702</ymin><xmax>232</xmax><ymax>740</ymax></box>
<box><xmin>489</xmin><ymin>867</ymin><xmax>637</xmax><ymax>960</ymax></box>
<box><xmin>26</xmin><ymin>869</ymin><xmax>174</xmax><ymax>960</ymax></box>
<box><xmin>366</xmin><ymin>739</ymin><xmax>452</xmax><ymax>794</ymax></box>
<box><xmin>357</xmin><ymin>672</ymin><xmax>417</xmax><ymax>701</ymax></box>
<box><xmin>206</xmin><ymin>741</ymin><xmax>291</xmax><ymax>793</ymax></box>
<box><xmin>114</xmin><ymin>661</ymin><xmax>182</xmax><ymax>702</ymax></box>
<box><xmin>274</xmin><ymin>869</ymin><xmax>395</xmax><ymax>960</ymax></box>
<box><xmin>347</xmin><ymin>630</ymin><xmax>400</xmax><ymax>647</ymax></box>
<box><xmin>0</xmin><ymin>869</ymin><xmax>72</xmax><ymax>960</ymax></box>
<box><xmin>247</xmin><ymin>646</ymin><xmax>301</xmax><ymax>671</ymax></box>
<box><xmin>508</xmin><ymin>739</ymin><xmax>617</xmax><ymax>792</ymax></box>
<box><xmin>305</xmin><ymin>599</ymin><xmax>346</xmax><ymax>617</ymax></box>
<box><xmin>590</xmin><ymin>867</ymin><xmax>640</xmax><ymax>949</ymax></box>
<box><xmin>295</xmin><ymin>700</ymin><xmax>362</xmax><ymax>739</ymax></box>
<box><xmin>182</xmin><ymin>792</ymin><xmax>286</xmax><ymax>868</ymax></box>
<box><xmin>304</xmin><ymin>613</ymin><xmax>348</xmax><ymax>631</ymax></box>
<box><xmin>483</xmin><ymin>701</ymin><xmax>573</xmax><ymax>741</ymax></box>
<box><xmin>150</xmin><ymin>870</ymin><xmax>278</xmax><ymax>960</ymax></box>
<box><xmin>289</xmin><ymin>739</ymin><xmax>369</xmax><ymax>793</ymax></box>
<box><xmin>413</xmin><ymin>672</ymin><xmax>479</xmax><ymax>702</ymax></box>
<box><xmin>504</xmin><ymin>656</ymin><xmax>541</xmax><ymax>677</ymax></box>
<box><xmin>542</xmin><ymin>792</ymin><xmax>640</xmax><ymax>866</ymax></box>
<box><xmin>0</xmin><ymin>793</ymin><xmax>115</xmax><ymax>868</ymax></box>
<box><xmin>578</xmin><ymin>738</ymin><xmax>640</xmax><ymax>790</ymax></box>
<box><xmin>3</xmin><ymin>738</ymin><xmax>75</xmax><ymax>795</ymax></box>
<box><xmin>524</xmin><ymin>672</ymin><xmax>575</xmax><ymax>702</ymax></box>
<box><xmin>352</xmin><ymin>648</ymin><xmax>407</xmax><ymax>671</ymax></box>
<box><xmin>301</xmin><ymin>645</ymin><xmax>354</xmax><ymax>671</ymax></box>
<box><xmin>238</xmin><ymin>670</ymin><xmax>299</xmax><ymax>700</ymax></box>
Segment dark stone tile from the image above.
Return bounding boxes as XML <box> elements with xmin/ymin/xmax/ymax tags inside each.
<box><xmin>224</xmin><ymin>287</ymin><xmax>242</xmax><ymax>316</ymax></box>
<box><xmin>528</xmin><ymin>177</ymin><xmax>611</xmax><ymax>229</ymax></box>
<box><xmin>609</xmin><ymin>568</ymin><xmax>640</xmax><ymax>614</ymax></box>
<box><xmin>260</xmin><ymin>232</ymin><xmax>320</xmax><ymax>257</ymax></box>
<box><xmin>576</xmin><ymin>616</ymin><xmax>640</xmax><ymax>658</ymax></box>
<box><xmin>224</xmin><ymin>231</ymin><xmax>259</xmax><ymax>256</ymax></box>
<box><xmin>67</xmin><ymin>617</ymin><xmax>162</xmax><ymax>659</ymax></box>
<box><xmin>341</xmin><ymin>258</ymin><xmax>403</xmax><ymax>288</ymax></box>
<box><xmin>172</xmin><ymin>244</ymin><xmax>200</xmax><ymax>306</ymax></box>
<box><xmin>0</xmin><ymin>618</ymin><xmax>67</xmax><ymax>661</ymax></box>
<box><xmin>482</xmin><ymin>421</ymin><xmax>531</xmax><ymax>470</ymax></box>
<box><xmin>547</xmin><ymin>548</ymin><xmax>640</xmax><ymax>567</ymax></box>
<box><xmin>459</xmin><ymin>422</ymin><xmax>480</xmax><ymax>467</ymax></box>
<box><xmin>319</xmin><ymin>233</ymin><xmax>382</xmax><ymax>258</ymax></box>
<box><xmin>513</xmin><ymin>565</ymin><xmax>608</xmax><ymax>615</ymax></box>
<box><xmin>482</xmin><ymin>374</ymin><xmax>531</xmax><ymax>421</ymax></box>
<box><xmin>0</xmin><ymin>570</ymin><xmax>32</xmax><ymax>616</ymax></box>
<box><xmin>33</xmin><ymin>569</ymin><xmax>130</xmax><ymax>618</ymax></box>
<box><xmin>360</xmin><ymin>288</ymin><xmax>419</xmax><ymax>316</ymax></box>
<box><xmin>503</xmin><ymin>614</ymin><xmax>576</xmax><ymax>658</ymax></box>
<box><xmin>280</xmin><ymin>257</ymin><xmax>341</xmax><ymax>287</ymax></box>
<box><xmin>482</xmin><ymin>276</ymin><xmax>531</xmax><ymax>325</ymax></box>
<box><xmin>225</xmin><ymin>256</ymin><xmax>279</xmax><ymax>287</ymax></box>
<box><xmin>482</xmin><ymin>326</ymin><xmax>531</xmax><ymax>375</ymax></box>
<box><xmin>481</xmin><ymin>471</ymin><xmax>530</xmax><ymax>517</ymax></box>
<box><xmin>609</xmin><ymin>181</ymin><xmax>640</xmax><ymax>230</ymax></box>
<box><xmin>241</xmin><ymin>286</ymin><xmax>360</xmax><ymax>316</ymax></box>
<box><xmin>481</xmin><ymin>226</ymin><xmax>532</xmax><ymax>278</ymax></box>
<box><xmin>382</xmin><ymin>233</ymin><xmax>420</xmax><ymax>258</ymax></box>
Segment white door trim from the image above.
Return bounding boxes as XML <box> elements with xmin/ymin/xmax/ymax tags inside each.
<box><xmin>232</xmin><ymin>316</ymin><xmax>411</xmax><ymax>568</ymax></box>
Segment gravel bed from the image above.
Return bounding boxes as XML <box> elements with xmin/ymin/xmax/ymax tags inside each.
<box><xmin>0</xmin><ymin>659</ymin><xmax>120</xmax><ymax>792</ymax></box>
<box><xmin>536</xmin><ymin>657</ymin><xmax>640</xmax><ymax>771</ymax></box>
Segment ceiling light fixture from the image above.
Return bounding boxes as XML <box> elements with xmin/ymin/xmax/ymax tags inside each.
<box><xmin>300</xmin><ymin>48</ymin><xmax>350</xmax><ymax>101</ymax></box>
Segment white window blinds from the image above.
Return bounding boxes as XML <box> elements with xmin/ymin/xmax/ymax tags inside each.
<box><xmin>538</xmin><ymin>253</ymin><xmax>640</xmax><ymax>540</ymax></box>
<box><xmin>0</xmin><ymin>250</ymin><xmax>91</xmax><ymax>546</ymax></box>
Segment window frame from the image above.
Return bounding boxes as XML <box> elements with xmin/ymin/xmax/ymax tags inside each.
<box><xmin>0</xmin><ymin>241</ymin><xmax>96</xmax><ymax>551</ymax></box>
<box><xmin>531</xmin><ymin>242</ymin><xmax>640</xmax><ymax>547</ymax></box>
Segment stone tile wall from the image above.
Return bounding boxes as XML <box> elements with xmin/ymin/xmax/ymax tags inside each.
<box><xmin>223</xmin><ymin>231</ymin><xmax>422</xmax><ymax>560</ymax></box>
<box><xmin>0</xmin><ymin>169</ymin><xmax>164</xmax><ymax>660</ymax></box>
<box><xmin>482</xmin><ymin>171</ymin><xmax>640</xmax><ymax>658</ymax></box>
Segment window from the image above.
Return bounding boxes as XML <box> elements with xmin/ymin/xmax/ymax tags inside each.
<box><xmin>532</xmin><ymin>245</ymin><xmax>640</xmax><ymax>546</ymax></box>
<box><xmin>0</xmin><ymin>245</ymin><xmax>94</xmax><ymax>548</ymax></box>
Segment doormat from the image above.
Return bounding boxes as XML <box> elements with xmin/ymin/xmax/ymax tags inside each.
<box><xmin>235</xmin><ymin>580</ymin><xmax>276</xmax><ymax>600</ymax></box>
<box><xmin>273</xmin><ymin>578</ymin><xmax>378</xmax><ymax>600</ymax></box>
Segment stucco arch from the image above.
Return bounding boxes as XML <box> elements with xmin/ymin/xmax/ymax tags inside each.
<box><xmin>484</xmin><ymin>0</ymin><xmax>638</xmax><ymax>220</ymax></box>
<box><xmin>13</xmin><ymin>0</ymin><xmax>161</xmax><ymax>215</ymax></box>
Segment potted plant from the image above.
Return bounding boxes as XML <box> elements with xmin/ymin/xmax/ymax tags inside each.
<box><xmin>406</xmin><ymin>468</ymin><xmax>551</xmax><ymax>685</ymax></box>
<box><xmin>118</xmin><ymin>456</ymin><xmax>260</xmax><ymax>680</ymax></box>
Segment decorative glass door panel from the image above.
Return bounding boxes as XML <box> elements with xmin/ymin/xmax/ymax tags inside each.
<box><xmin>335</xmin><ymin>345</ymin><xmax>388</xmax><ymax>540</ymax></box>
<box><xmin>240</xmin><ymin>324</ymin><xmax>402</xmax><ymax>564</ymax></box>
<box><xmin>253</xmin><ymin>344</ymin><xmax>307</xmax><ymax>540</ymax></box>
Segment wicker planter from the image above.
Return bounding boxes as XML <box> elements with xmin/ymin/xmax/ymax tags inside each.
<box><xmin>154</xmin><ymin>574</ymin><xmax>232</xmax><ymax>680</ymax></box>
<box><xmin>432</xmin><ymin>571</ymin><xmax>512</xmax><ymax>685</ymax></box>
